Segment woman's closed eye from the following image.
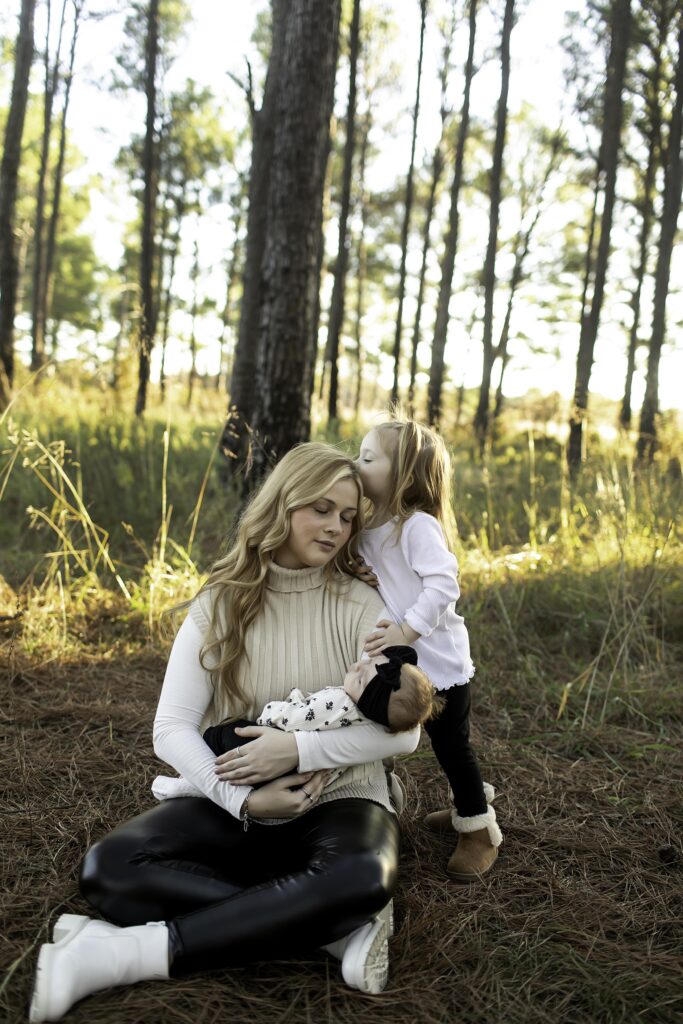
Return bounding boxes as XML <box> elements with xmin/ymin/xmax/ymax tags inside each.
<box><xmin>314</xmin><ymin>506</ymin><xmax>353</xmax><ymax>524</ymax></box>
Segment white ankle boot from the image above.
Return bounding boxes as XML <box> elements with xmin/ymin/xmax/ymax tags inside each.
<box><xmin>322</xmin><ymin>900</ymin><xmax>393</xmax><ymax>994</ymax></box>
<box><xmin>30</xmin><ymin>916</ymin><xmax>169</xmax><ymax>1022</ymax></box>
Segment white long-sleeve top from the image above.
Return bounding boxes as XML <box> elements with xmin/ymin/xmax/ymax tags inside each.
<box><xmin>359</xmin><ymin>512</ymin><xmax>475</xmax><ymax>689</ymax></box>
<box><xmin>153</xmin><ymin>561</ymin><xmax>420</xmax><ymax>819</ymax></box>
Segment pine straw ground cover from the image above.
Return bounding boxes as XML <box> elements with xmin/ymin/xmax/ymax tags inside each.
<box><xmin>1</xmin><ymin>608</ymin><xmax>682</xmax><ymax>1024</ymax></box>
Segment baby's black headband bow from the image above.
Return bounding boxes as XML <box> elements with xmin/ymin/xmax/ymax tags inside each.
<box><xmin>356</xmin><ymin>646</ymin><xmax>418</xmax><ymax>727</ymax></box>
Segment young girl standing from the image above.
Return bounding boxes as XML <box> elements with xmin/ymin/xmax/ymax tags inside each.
<box><xmin>356</xmin><ymin>418</ymin><xmax>502</xmax><ymax>880</ymax></box>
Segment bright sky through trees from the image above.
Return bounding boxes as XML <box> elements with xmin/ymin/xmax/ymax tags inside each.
<box><xmin>2</xmin><ymin>0</ymin><xmax>681</xmax><ymax>413</ymax></box>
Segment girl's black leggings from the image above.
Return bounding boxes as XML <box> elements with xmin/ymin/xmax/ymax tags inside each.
<box><xmin>79</xmin><ymin>796</ymin><xmax>399</xmax><ymax>977</ymax></box>
<box><xmin>423</xmin><ymin>682</ymin><xmax>487</xmax><ymax>817</ymax></box>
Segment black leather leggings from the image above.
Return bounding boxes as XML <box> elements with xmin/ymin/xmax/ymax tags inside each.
<box><xmin>80</xmin><ymin>797</ymin><xmax>399</xmax><ymax>977</ymax></box>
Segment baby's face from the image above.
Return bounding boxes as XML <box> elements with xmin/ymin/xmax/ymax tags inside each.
<box><xmin>343</xmin><ymin>654</ymin><xmax>388</xmax><ymax>703</ymax></box>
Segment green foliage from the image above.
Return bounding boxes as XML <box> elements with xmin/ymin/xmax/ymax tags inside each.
<box><xmin>0</xmin><ymin>89</ymin><xmax>104</xmax><ymax>335</ymax></box>
<box><xmin>113</xmin><ymin>0</ymin><xmax>192</xmax><ymax>93</ymax></box>
<box><xmin>1</xmin><ymin>373</ymin><xmax>681</xmax><ymax>734</ymax></box>
<box><xmin>0</xmin><ymin>371</ymin><xmax>238</xmax><ymax>587</ymax></box>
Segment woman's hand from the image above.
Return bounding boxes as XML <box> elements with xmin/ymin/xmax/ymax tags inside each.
<box><xmin>350</xmin><ymin>555</ymin><xmax>379</xmax><ymax>588</ymax></box>
<box><xmin>364</xmin><ymin>619</ymin><xmax>420</xmax><ymax>656</ymax></box>
<box><xmin>245</xmin><ymin>770</ymin><xmax>329</xmax><ymax>819</ymax></box>
<box><xmin>215</xmin><ymin>726</ymin><xmax>299</xmax><ymax>785</ymax></box>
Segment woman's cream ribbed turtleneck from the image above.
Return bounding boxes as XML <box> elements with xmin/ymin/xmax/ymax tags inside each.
<box><xmin>188</xmin><ymin>560</ymin><xmax>393</xmax><ymax>811</ymax></box>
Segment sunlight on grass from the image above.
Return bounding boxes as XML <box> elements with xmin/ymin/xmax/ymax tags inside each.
<box><xmin>1</xmin><ymin>374</ymin><xmax>681</xmax><ymax>730</ymax></box>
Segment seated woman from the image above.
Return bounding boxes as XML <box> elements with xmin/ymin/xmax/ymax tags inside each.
<box><xmin>30</xmin><ymin>442</ymin><xmax>419</xmax><ymax>1022</ymax></box>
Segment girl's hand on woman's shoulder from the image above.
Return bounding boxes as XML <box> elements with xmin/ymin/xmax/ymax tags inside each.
<box><xmin>246</xmin><ymin>770</ymin><xmax>329</xmax><ymax>819</ymax></box>
<box><xmin>350</xmin><ymin>556</ymin><xmax>379</xmax><ymax>588</ymax></box>
<box><xmin>215</xmin><ymin>725</ymin><xmax>299</xmax><ymax>784</ymax></box>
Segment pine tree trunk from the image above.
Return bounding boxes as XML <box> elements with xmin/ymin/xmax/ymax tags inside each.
<box><xmin>0</xmin><ymin>0</ymin><xmax>37</xmax><ymax>407</ymax></box>
<box><xmin>154</xmin><ymin>188</ymin><xmax>171</xmax><ymax>341</ymax></box>
<box><xmin>407</xmin><ymin>162</ymin><xmax>437</xmax><ymax>415</ymax></box>
<box><xmin>31</xmin><ymin>0</ymin><xmax>68</xmax><ymax>370</ymax></box>
<box><xmin>408</xmin><ymin>11</ymin><xmax>454</xmax><ymax>418</ymax></box>
<box><xmin>15</xmin><ymin>220</ymin><xmax>31</xmax><ymax>324</ymax></box>
<box><xmin>390</xmin><ymin>0</ymin><xmax>427</xmax><ymax>406</ymax></box>
<box><xmin>250</xmin><ymin>0</ymin><xmax>341</xmax><ymax>480</ymax></box>
<box><xmin>217</xmin><ymin>187</ymin><xmax>244</xmax><ymax>391</ymax></box>
<box><xmin>135</xmin><ymin>0</ymin><xmax>160</xmax><ymax>417</ymax></box>
<box><xmin>353</xmin><ymin>108</ymin><xmax>371</xmax><ymax>418</ymax></box>
<box><xmin>620</xmin><ymin>122</ymin><xmax>657</xmax><ymax>429</ymax></box>
<box><xmin>637</xmin><ymin>16</ymin><xmax>683</xmax><ymax>462</ymax></box>
<box><xmin>326</xmin><ymin>0</ymin><xmax>360</xmax><ymax>425</ymax></box>
<box><xmin>187</xmin><ymin>229</ymin><xmax>199</xmax><ymax>408</ymax></box>
<box><xmin>473</xmin><ymin>0</ymin><xmax>515</xmax><ymax>447</ymax></box>
<box><xmin>568</xmin><ymin>0</ymin><xmax>632</xmax><ymax>472</ymax></box>
<box><xmin>492</xmin><ymin>285</ymin><xmax>515</xmax><ymax>423</ymax></box>
<box><xmin>428</xmin><ymin>0</ymin><xmax>478</xmax><ymax>425</ymax></box>
<box><xmin>493</xmin><ymin>132</ymin><xmax>560</xmax><ymax>422</ymax></box>
<box><xmin>44</xmin><ymin>0</ymin><xmax>81</xmax><ymax>335</ymax></box>
<box><xmin>620</xmin><ymin>6</ymin><xmax>665</xmax><ymax>430</ymax></box>
<box><xmin>159</xmin><ymin>203</ymin><xmax>183</xmax><ymax>400</ymax></box>
<box><xmin>222</xmin><ymin>1</ymin><xmax>287</xmax><ymax>471</ymax></box>
<box><xmin>310</xmin><ymin>126</ymin><xmax>336</xmax><ymax>407</ymax></box>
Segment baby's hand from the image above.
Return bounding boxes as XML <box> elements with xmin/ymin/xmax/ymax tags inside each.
<box><xmin>350</xmin><ymin>555</ymin><xmax>379</xmax><ymax>588</ymax></box>
<box><xmin>364</xmin><ymin>619</ymin><xmax>409</xmax><ymax>656</ymax></box>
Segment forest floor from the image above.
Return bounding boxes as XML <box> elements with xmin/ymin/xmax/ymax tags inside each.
<box><xmin>2</xmin><ymin>604</ymin><xmax>682</xmax><ymax>1024</ymax></box>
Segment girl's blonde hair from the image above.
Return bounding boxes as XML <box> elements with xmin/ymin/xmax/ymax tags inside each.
<box><xmin>373</xmin><ymin>417</ymin><xmax>457</xmax><ymax>547</ymax></box>
<box><xmin>190</xmin><ymin>443</ymin><xmax>364</xmax><ymax>709</ymax></box>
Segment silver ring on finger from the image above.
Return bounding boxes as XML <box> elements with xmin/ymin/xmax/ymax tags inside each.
<box><xmin>236</xmin><ymin>746</ymin><xmax>241</xmax><ymax>757</ymax></box>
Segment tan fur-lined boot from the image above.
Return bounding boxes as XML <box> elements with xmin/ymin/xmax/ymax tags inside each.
<box><xmin>423</xmin><ymin>785</ymin><xmax>501</xmax><ymax>881</ymax></box>
<box><xmin>447</xmin><ymin>805</ymin><xmax>502</xmax><ymax>881</ymax></box>
<box><xmin>422</xmin><ymin>782</ymin><xmax>496</xmax><ymax>836</ymax></box>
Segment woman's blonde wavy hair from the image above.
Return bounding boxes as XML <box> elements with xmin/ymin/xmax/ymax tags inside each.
<box><xmin>371</xmin><ymin>416</ymin><xmax>457</xmax><ymax>549</ymax></box>
<box><xmin>187</xmin><ymin>443</ymin><xmax>364</xmax><ymax>710</ymax></box>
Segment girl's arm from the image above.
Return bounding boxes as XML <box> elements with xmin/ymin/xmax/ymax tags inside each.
<box><xmin>152</xmin><ymin>614</ymin><xmax>253</xmax><ymax>819</ymax></box>
<box><xmin>401</xmin><ymin>513</ymin><xmax>461</xmax><ymax>637</ymax></box>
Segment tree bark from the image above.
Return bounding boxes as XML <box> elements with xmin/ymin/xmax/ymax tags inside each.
<box><xmin>473</xmin><ymin>0</ymin><xmax>515</xmax><ymax>446</ymax></box>
<box><xmin>637</xmin><ymin>15</ymin><xmax>683</xmax><ymax>462</ymax></box>
<box><xmin>135</xmin><ymin>0</ymin><xmax>160</xmax><ymax>417</ymax></box>
<box><xmin>325</xmin><ymin>0</ymin><xmax>360</xmax><ymax>425</ymax></box>
<box><xmin>187</xmin><ymin>226</ymin><xmax>200</xmax><ymax>408</ymax></box>
<box><xmin>620</xmin><ymin>3</ymin><xmax>666</xmax><ymax>430</ymax></box>
<box><xmin>567</xmin><ymin>0</ymin><xmax>632</xmax><ymax>472</ymax></box>
<box><xmin>31</xmin><ymin>0</ymin><xmax>68</xmax><ymax>371</ymax></box>
<box><xmin>217</xmin><ymin>185</ymin><xmax>244</xmax><ymax>391</ymax></box>
<box><xmin>221</xmin><ymin>2</ymin><xmax>287</xmax><ymax>470</ymax></box>
<box><xmin>249</xmin><ymin>0</ymin><xmax>341</xmax><ymax>480</ymax></box>
<box><xmin>408</xmin><ymin>6</ymin><xmax>454</xmax><ymax>417</ymax></box>
<box><xmin>493</xmin><ymin>132</ymin><xmax>561</xmax><ymax>421</ymax></box>
<box><xmin>427</xmin><ymin>0</ymin><xmax>478</xmax><ymax>425</ymax></box>
<box><xmin>620</xmin><ymin>121</ymin><xmax>657</xmax><ymax>429</ymax></box>
<box><xmin>0</xmin><ymin>0</ymin><xmax>37</xmax><ymax>407</ymax></box>
<box><xmin>353</xmin><ymin>107</ymin><xmax>371</xmax><ymax>417</ymax></box>
<box><xmin>159</xmin><ymin>197</ymin><xmax>184</xmax><ymax>400</ymax></box>
<box><xmin>390</xmin><ymin>0</ymin><xmax>427</xmax><ymax>406</ymax></box>
<box><xmin>44</xmin><ymin>0</ymin><xmax>82</xmax><ymax>339</ymax></box>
